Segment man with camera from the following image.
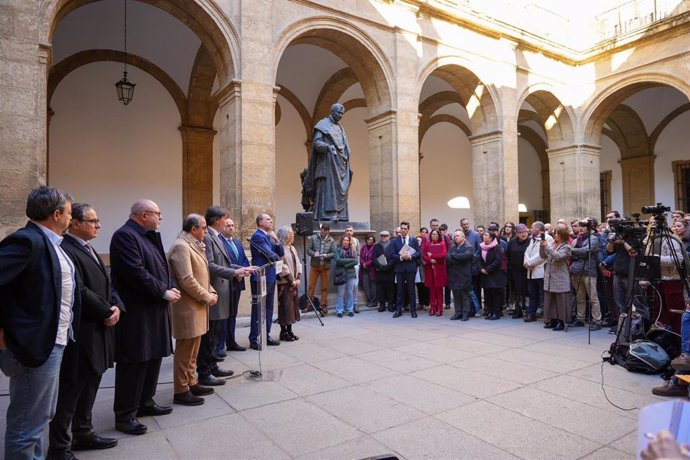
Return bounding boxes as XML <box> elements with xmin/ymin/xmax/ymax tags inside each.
<box><xmin>605</xmin><ymin>211</ymin><xmax>637</xmax><ymax>332</ymax></box>
<box><xmin>569</xmin><ymin>218</ymin><xmax>603</xmax><ymax>330</ymax></box>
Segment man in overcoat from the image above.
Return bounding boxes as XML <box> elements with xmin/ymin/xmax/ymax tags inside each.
<box><xmin>49</xmin><ymin>203</ymin><xmax>123</xmax><ymax>457</ymax></box>
<box><xmin>110</xmin><ymin>199</ymin><xmax>180</xmax><ymax>435</ymax></box>
<box><xmin>168</xmin><ymin>214</ymin><xmax>218</xmax><ymax>406</ymax></box>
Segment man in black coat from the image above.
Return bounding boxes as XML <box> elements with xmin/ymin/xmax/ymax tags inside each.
<box><xmin>372</xmin><ymin>230</ymin><xmax>395</xmax><ymax>312</ymax></box>
<box><xmin>110</xmin><ymin>199</ymin><xmax>181</xmax><ymax>436</ymax></box>
<box><xmin>49</xmin><ymin>203</ymin><xmax>123</xmax><ymax>457</ymax></box>
<box><xmin>0</xmin><ymin>186</ymin><xmax>76</xmax><ymax>459</ymax></box>
<box><xmin>390</xmin><ymin>221</ymin><xmax>421</xmax><ymax>318</ymax></box>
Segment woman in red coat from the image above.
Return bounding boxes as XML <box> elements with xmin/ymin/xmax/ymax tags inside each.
<box><xmin>422</xmin><ymin>229</ymin><xmax>448</xmax><ymax>316</ymax></box>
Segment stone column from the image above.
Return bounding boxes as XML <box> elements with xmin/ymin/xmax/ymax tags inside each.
<box><xmin>547</xmin><ymin>144</ymin><xmax>601</xmax><ymax>223</ymax></box>
<box><xmin>0</xmin><ymin>13</ymin><xmax>50</xmax><ymax>238</ymax></box>
<box><xmin>470</xmin><ymin>131</ymin><xmax>519</xmax><ymax>226</ymax></box>
<box><xmin>620</xmin><ymin>155</ymin><xmax>654</xmax><ymax>217</ymax></box>
<box><xmin>179</xmin><ymin>125</ymin><xmax>216</xmax><ymax>216</ymax></box>
<box><xmin>215</xmin><ymin>1</ymin><xmax>276</xmax><ymax>242</ymax></box>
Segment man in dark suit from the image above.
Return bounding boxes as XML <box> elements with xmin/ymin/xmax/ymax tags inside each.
<box><xmin>217</xmin><ymin>216</ymin><xmax>252</xmax><ymax>353</ymax></box>
<box><xmin>196</xmin><ymin>207</ymin><xmax>253</xmax><ymax>386</ymax></box>
<box><xmin>249</xmin><ymin>213</ymin><xmax>285</xmax><ymax>350</ymax></box>
<box><xmin>49</xmin><ymin>203</ymin><xmax>123</xmax><ymax>458</ymax></box>
<box><xmin>390</xmin><ymin>221</ymin><xmax>421</xmax><ymax>318</ymax></box>
<box><xmin>110</xmin><ymin>199</ymin><xmax>181</xmax><ymax>436</ymax></box>
<box><xmin>0</xmin><ymin>186</ymin><xmax>76</xmax><ymax>459</ymax></box>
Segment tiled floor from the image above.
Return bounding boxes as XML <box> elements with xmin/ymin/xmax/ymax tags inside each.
<box><xmin>0</xmin><ymin>309</ymin><xmax>669</xmax><ymax>459</ymax></box>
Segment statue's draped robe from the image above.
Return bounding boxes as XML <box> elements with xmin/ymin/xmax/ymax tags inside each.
<box><xmin>304</xmin><ymin>116</ymin><xmax>352</xmax><ymax>221</ymax></box>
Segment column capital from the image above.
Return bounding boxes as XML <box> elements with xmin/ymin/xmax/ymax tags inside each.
<box><xmin>214</xmin><ymin>80</ymin><xmax>241</xmax><ymax>108</ymax></box>
<box><xmin>365</xmin><ymin>110</ymin><xmax>397</xmax><ymax>130</ymax></box>
<box><xmin>546</xmin><ymin>143</ymin><xmax>601</xmax><ymax>157</ymax></box>
<box><xmin>179</xmin><ymin>125</ymin><xmax>217</xmax><ymax>139</ymax></box>
<box><xmin>468</xmin><ymin>130</ymin><xmax>502</xmax><ymax>145</ymax></box>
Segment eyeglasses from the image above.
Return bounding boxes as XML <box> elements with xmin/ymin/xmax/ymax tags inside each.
<box><xmin>79</xmin><ymin>219</ymin><xmax>100</xmax><ymax>225</ymax></box>
<box><xmin>143</xmin><ymin>211</ymin><xmax>162</xmax><ymax>217</ymax></box>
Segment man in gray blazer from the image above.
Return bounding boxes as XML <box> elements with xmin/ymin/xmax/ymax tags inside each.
<box><xmin>196</xmin><ymin>206</ymin><xmax>254</xmax><ymax>386</ymax></box>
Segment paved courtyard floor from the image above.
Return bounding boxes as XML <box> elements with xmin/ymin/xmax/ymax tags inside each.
<box><xmin>0</xmin><ymin>309</ymin><xmax>670</xmax><ymax>459</ymax></box>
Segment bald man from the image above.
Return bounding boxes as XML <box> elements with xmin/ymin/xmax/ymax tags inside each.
<box><xmin>110</xmin><ymin>200</ymin><xmax>180</xmax><ymax>436</ymax></box>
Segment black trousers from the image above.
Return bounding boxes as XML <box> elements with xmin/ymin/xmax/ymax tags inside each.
<box><xmin>49</xmin><ymin>368</ymin><xmax>102</xmax><ymax>454</ymax></box>
<box><xmin>444</xmin><ymin>286</ymin><xmax>451</xmax><ymax>306</ymax></box>
<box><xmin>376</xmin><ymin>280</ymin><xmax>395</xmax><ymax>307</ymax></box>
<box><xmin>114</xmin><ymin>358</ymin><xmax>162</xmax><ymax>422</ymax></box>
<box><xmin>472</xmin><ymin>275</ymin><xmax>482</xmax><ymax>306</ymax></box>
<box><xmin>224</xmin><ymin>287</ymin><xmax>242</xmax><ymax>349</ymax></box>
<box><xmin>197</xmin><ymin>320</ymin><xmax>222</xmax><ymax>378</ymax></box>
<box><xmin>452</xmin><ymin>289</ymin><xmax>471</xmax><ymax>315</ymax></box>
<box><xmin>395</xmin><ymin>271</ymin><xmax>416</xmax><ymax>313</ymax></box>
<box><xmin>484</xmin><ymin>288</ymin><xmax>504</xmax><ymax>316</ymax></box>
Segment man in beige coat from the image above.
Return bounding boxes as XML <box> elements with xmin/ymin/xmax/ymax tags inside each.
<box><xmin>168</xmin><ymin>214</ymin><xmax>218</xmax><ymax>406</ymax></box>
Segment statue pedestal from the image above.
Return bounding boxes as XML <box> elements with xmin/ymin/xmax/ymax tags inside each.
<box><xmin>316</xmin><ymin>221</ymin><xmax>372</xmax><ymax>234</ymax></box>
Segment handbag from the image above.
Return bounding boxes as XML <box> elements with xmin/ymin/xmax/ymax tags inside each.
<box><xmin>334</xmin><ymin>272</ymin><xmax>347</xmax><ymax>286</ymax></box>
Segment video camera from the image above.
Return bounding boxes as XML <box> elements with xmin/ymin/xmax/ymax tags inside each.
<box><xmin>607</xmin><ymin>214</ymin><xmax>647</xmax><ymax>248</ymax></box>
<box><xmin>641</xmin><ymin>203</ymin><xmax>671</xmax><ymax>216</ymax></box>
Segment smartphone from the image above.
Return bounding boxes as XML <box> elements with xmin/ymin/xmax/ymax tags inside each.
<box><xmin>540</xmin><ymin>232</ymin><xmax>545</xmax><ymax>241</ymax></box>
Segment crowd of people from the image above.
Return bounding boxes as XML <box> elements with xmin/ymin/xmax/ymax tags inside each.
<box><xmin>2</xmin><ymin>185</ymin><xmax>690</xmax><ymax>459</ymax></box>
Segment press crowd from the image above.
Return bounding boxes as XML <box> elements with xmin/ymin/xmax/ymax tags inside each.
<box><xmin>2</xmin><ymin>185</ymin><xmax>690</xmax><ymax>460</ymax></box>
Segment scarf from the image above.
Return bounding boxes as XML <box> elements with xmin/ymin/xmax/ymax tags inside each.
<box><xmin>479</xmin><ymin>239</ymin><xmax>498</xmax><ymax>261</ymax></box>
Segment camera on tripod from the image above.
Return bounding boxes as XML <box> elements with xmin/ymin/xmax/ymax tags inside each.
<box><xmin>641</xmin><ymin>203</ymin><xmax>671</xmax><ymax>216</ymax></box>
<box><xmin>607</xmin><ymin>216</ymin><xmax>646</xmax><ymax>248</ymax></box>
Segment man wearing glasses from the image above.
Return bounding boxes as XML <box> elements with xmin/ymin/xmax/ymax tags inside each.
<box><xmin>49</xmin><ymin>203</ymin><xmax>122</xmax><ymax>457</ymax></box>
<box><xmin>110</xmin><ymin>200</ymin><xmax>181</xmax><ymax>436</ymax></box>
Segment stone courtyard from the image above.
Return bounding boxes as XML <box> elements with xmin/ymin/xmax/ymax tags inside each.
<box><xmin>0</xmin><ymin>308</ymin><xmax>667</xmax><ymax>459</ymax></box>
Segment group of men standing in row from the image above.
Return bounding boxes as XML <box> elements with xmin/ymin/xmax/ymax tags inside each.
<box><xmin>0</xmin><ymin>186</ymin><xmax>274</xmax><ymax>460</ymax></box>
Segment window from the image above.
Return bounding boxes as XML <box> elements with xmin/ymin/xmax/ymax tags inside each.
<box><xmin>673</xmin><ymin>161</ymin><xmax>690</xmax><ymax>212</ymax></box>
<box><xmin>600</xmin><ymin>170</ymin><xmax>612</xmax><ymax>221</ymax></box>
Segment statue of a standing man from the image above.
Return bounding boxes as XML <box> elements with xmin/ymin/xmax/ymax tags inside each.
<box><xmin>302</xmin><ymin>103</ymin><xmax>353</xmax><ymax>221</ymax></box>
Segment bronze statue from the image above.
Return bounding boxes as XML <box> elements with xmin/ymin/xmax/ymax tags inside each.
<box><xmin>302</xmin><ymin>103</ymin><xmax>353</xmax><ymax>221</ymax></box>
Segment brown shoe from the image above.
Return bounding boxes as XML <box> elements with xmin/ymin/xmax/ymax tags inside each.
<box><xmin>672</xmin><ymin>354</ymin><xmax>690</xmax><ymax>371</ymax></box>
<box><xmin>189</xmin><ymin>384</ymin><xmax>214</xmax><ymax>396</ymax></box>
<box><xmin>173</xmin><ymin>391</ymin><xmax>204</xmax><ymax>406</ymax></box>
<box><xmin>652</xmin><ymin>380</ymin><xmax>688</xmax><ymax>397</ymax></box>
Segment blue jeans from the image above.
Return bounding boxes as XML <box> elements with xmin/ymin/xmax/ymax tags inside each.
<box><xmin>469</xmin><ymin>290</ymin><xmax>480</xmax><ymax>313</ymax></box>
<box><xmin>682</xmin><ymin>311</ymin><xmax>690</xmax><ymax>355</ymax></box>
<box><xmin>1</xmin><ymin>344</ymin><xmax>64</xmax><ymax>460</ymax></box>
<box><xmin>336</xmin><ymin>277</ymin><xmax>356</xmax><ymax>314</ymax></box>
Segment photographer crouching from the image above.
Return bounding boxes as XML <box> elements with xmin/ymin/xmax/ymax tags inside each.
<box><xmin>569</xmin><ymin>218</ymin><xmax>603</xmax><ymax>330</ymax></box>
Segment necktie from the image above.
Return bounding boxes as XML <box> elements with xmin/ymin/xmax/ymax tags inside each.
<box><xmin>223</xmin><ymin>236</ymin><xmax>239</xmax><ymax>261</ymax></box>
<box><xmin>84</xmin><ymin>242</ymin><xmax>101</xmax><ymax>266</ymax></box>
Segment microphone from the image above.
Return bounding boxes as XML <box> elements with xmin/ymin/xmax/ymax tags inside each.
<box><xmin>247</xmin><ymin>237</ymin><xmax>276</xmax><ymax>267</ymax></box>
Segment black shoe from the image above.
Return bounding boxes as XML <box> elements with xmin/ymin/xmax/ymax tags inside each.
<box><xmin>347</xmin><ymin>312</ymin><xmax>354</xmax><ymax>317</ymax></box>
<box><xmin>589</xmin><ymin>322</ymin><xmax>602</xmax><ymax>331</ymax></box>
<box><xmin>212</xmin><ymin>368</ymin><xmax>235</xmax><ymax>378</ymax></box>
<box><xmin>552</xmin><ymin>321</ymin><xmax>565</xmax><ymax>331</ymax></box>
<box><xmin>489</xmin><ymin>314</ymin><xmax>499</xmax><ymax>320</ymax></box>
<box><xmin>136</xmin><ymin>403</ymin><xmax>173</xmax><ymax>417</ymax></box>
<box><xmin>115</xmin><ymin>418</ymin><xmax>147</xmax><ymax>436</ymax></box>
<box><xmin>289</xmin><ymin>331</ymin><xmax>299</xmax><ymax>341</ymax></box>
<box><xmin>378</xmin><ymin>306</ymin><xmax>385</xmax><ymax>312</ymax></box>
<box><xmin>354</xmin><ymin>306</ymin><xmax>361</xmax><ymax>313</ymax></box>
<box><xmin>460</xmin><ymin>314</ymin><xmax>469</xmax><ymax>321</ymax></box>
<box><xmin>444</xmin><ymin>304</ymin><xmax>451</xmax><ymax>310</ymax></box>
<box><xmin>450</xmin><ymin>313</ymin><xmax>462</xmax><ymax>320</ymax></box>
<box><xmin>266</xmin><ymin>337</ymin><xmax>280</xmax><ymax>346</ymax></box>
<box><xmin>387</xmin><ymin>306</ymin><xmax>396</xmax><ymax>312</ymax></box>
<box><xmin>174</xmin><ymin>391</ymin><xmax>205</xmax><ymax>406</ymax></box>
<box><xmin>199</xmin><ymin>374</ymin><xmax>226</xmax><ymax>386</ymax></box>
<box><xmin>190</xmin><ymin>384</ymin><xmax>214</xmax><ymax>396</ymax></box>
<box><xmin>47</xmin><ymin>451</ymin><xmax>79</xmax><ymax>460</ymax></box>
<box><xmin>511</xmin><ymin>311</ymin><xmax>523</xmax><ymax>319</ymax></box>
<box><xmin>215</xmin><ymin>349</ymin><xmax>227</xmax><ymax>359</ymax></box>
<box><xmin>249</xmin><ymin>342</ymin><xmax>261</xmax><ymax>350</ymax></box>
<box><xmin>411</xmin><ymin>311</ymin><xmax>418</xmax><ymax>318</ymax></box>
<box><xmin>227</xmin><ymin>343</ymin><xmax>247</xmax><ymax>352</ymax></box>
<box><xmin>280</xmin><ymin>332</ymin><xmax>296</xmax><ymax>342</ymax></box>
<box><xmin>568</xmin><ymin>320</ymin><xmax>585</xmax><ymax>328</ymax></box>
<box><xmin>543</xmin><ymin>319</ymin><xmax>556</xmax><ymax>329</ymax></box>
<box><xmin>392</xmin><ymin>311</ymin><xmax>402</xmax><ymax>318</ymax></box>
<box><xmin>71</xmin><ymin>431</ymin><xmax>118</xmax><ymax>451</ymax></box>
<box><xmin>337</xmin><ymin>313</ymin><xmax>343</xmax><ymax>318</ymax></box>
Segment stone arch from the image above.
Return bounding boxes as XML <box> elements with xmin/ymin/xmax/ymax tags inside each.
<box><xmin>276</xmin><ymin>86</ymin><xmax>313</xmax><ymax>143</ymax></box>
<box><xmin>273</xmin><ymin>17</ymin><xmax>393</xmax><ymax>117</ymax></box>
<box><xmin>48</xmin><ymin>49</ymin><xmax>187</xmax><ymax>123</ymax></box>
<box><xmin>419</xmin><ymin>115</ymin><xmax>471</xmax><ymax>144</ymax></box>
<box><xmin>649</xmin><ymin>102</ymin><xmax>690</xmax><ymax>152</ymax></box>
<box><xmin>518</xmin><ymin>87</ymin><xmax>576</xmax><ymax>150</ymax></box>
<box><xmin>603</xmin><ymin>104</ymin><xmax>649</xmax><ymax>159</ymax></box>
<box><xmin>42</xmin><ymin>0</ymin><xmax>239</xmax><ymax>84</ymax></box>
<box><xmin>582</xmin><ymin>73</ymin><xmax>690</xmax><ymax>145</ymax></box>
<box><xmin>417</xmin><ymin>59</ymin><xmax>500</xmax><ymax>135</ymax></box>
<box><xmin>312</xmin><ymin>67</ymin><xmax>359</xmax><ymax>122</ymax></box>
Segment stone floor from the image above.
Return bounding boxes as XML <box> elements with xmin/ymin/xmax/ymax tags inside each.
<box><xmin>0</xmin><ymin>308</ymin><xmax>670</xmax><ymax>459</ymax></box>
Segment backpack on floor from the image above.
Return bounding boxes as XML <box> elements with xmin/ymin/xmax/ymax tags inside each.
<box><xmin>623</xmin><ymin>340</ymin><xmax>670</xmax><ymax>374</ymax></box>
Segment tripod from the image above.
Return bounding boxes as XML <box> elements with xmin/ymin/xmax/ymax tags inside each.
<box><xmin>609</xmin><ymin>215</ymin><xmax>688</xmax><ymax>366</ymax></box>
<box><xmin>300</xmin><ymin>234</ymin><xmax>325</xmax><ymax>326</ymax></box>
